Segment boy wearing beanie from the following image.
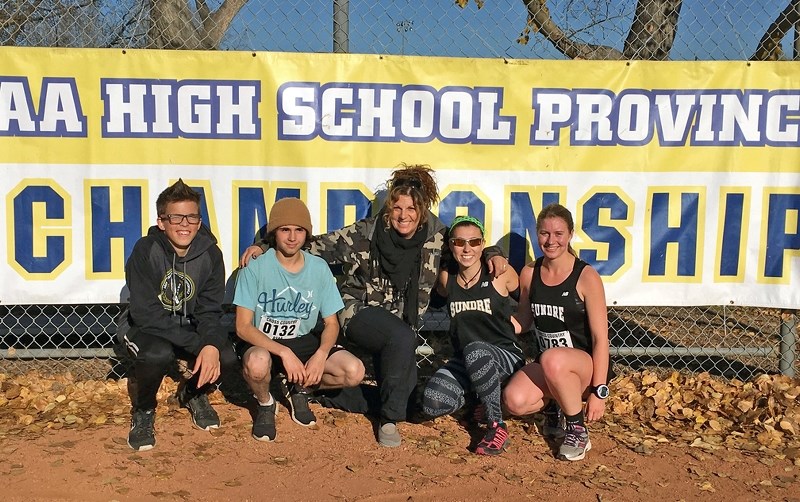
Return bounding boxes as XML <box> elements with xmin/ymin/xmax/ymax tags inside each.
<box><xmin>233</xmin><ymin>198</ymin><xmax>365</xmax><ymax>441</ymax></box>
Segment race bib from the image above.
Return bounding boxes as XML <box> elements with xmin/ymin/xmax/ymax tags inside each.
<box><xmin>258</xmin><ymin>316</ymin><xmax>301</xmax><ymax>340</ymax></box>
<box><xmin>535</xmin><ymin>328</ymin><xmax>574</xmax><ymax>351</ymax></box>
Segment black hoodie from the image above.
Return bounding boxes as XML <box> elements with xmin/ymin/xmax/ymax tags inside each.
<box><xmin>117</xmin><ymin>224</ymin><xmax>227</xmax><ymax>353</ymax></box>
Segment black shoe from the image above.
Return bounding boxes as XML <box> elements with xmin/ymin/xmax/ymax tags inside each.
<box><xmin>541</xmin><ymin>400</ymin><xmax>565</xmax><ymax>439</ymax></box>
<box><xmin>128</xmin><ymin>408</ymin><xmax>155</xmax><ymax>451</ymax></box>
<box><xmin>252</xmin><ymin>402</ymin><xmax>277</xmax><ymax>441</ymax></box>
<box><xmin>287</xmin><ymin>384</ymin><xmax>317</xmax><ymax>427</ymax></box>
<box><xmin>178</xmin><ymin>385</ymin><xmax>220</xmax><ymax>431</ymax></box>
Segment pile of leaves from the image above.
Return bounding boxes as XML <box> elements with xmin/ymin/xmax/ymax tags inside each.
<box><xmin>0</xmin><ymin>370</ymin><xmax>797</xmax><ymax>461</ymax></box>
<box><xmin>602</xmin><ymin>371</ymin><xmax>800</xmax><ymax>460</ymax></box>
<box><xmin>0</xmin><ymin>372</ymin><xmax>181</xmax><ymax>436</ymax></box>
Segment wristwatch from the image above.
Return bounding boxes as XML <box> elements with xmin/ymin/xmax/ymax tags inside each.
<box><xmin>590</xmin><ymin>384</ymin><xmax>610</xmax><ymax>399</ymax></box>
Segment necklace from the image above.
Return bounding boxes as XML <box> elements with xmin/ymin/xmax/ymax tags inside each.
<box><xmin>458</xmin><ymin>266</ymin><xmax>481</xmax><ymax>287</ymax></box>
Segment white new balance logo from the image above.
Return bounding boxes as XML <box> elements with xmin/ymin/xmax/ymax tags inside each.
<box><xmin>562</xmin><ymin>291</ymin><xmax>569</xmax><ymax>296</ymax></box>
<box><xmin>481</xmin><ymin>281</ymin><xmax>489</xmax><ymax>287</ymax></box>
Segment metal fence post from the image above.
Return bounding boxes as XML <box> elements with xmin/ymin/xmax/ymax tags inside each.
<box><xmin>333</xmin><ymin>0</ymin><xmax>349</xmax><ymax>53</ymax></box>
<box><xmin>779</xmin><ymin>309</ymin><xmax>797</xmax><ymax>377</ymax></box>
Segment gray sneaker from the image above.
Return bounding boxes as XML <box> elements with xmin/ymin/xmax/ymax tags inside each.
<box><xmin>541</xmin><ymin>401</ymin><xmax>565</xmax><ymax>439</ymax></box>
<box><xmin>378</xmin><ymin>422</ymin><xmax>402</xmax><ymax>447</ymax></box>
<box><xmin>128</xmin><ymin>408</ymin><xmax>155</xmax><ymax>451</ymax></box>
<box><xmin>558</xmin><ymin>423</ymin><xmax>591</xmax><ymax>461</ymax></box>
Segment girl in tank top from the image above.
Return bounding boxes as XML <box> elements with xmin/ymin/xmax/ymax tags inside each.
<box><xmin>503</xmin><ymin>203</ymin><xmax>611</xmax><ymax>462</ymax></box>
<box><xmin>421</xmin><ymin>215</ymin><xmax>524</xmax><ymax>456</ymax></box>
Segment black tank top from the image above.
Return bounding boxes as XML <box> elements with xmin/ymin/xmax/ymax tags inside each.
<box><xmin>529</xmin><ymin>256</ymin><xmax>593</xmax><ymax>354</ymax></box>
<box><xmin>446</xmin><ymin>265</ymin><xmax>522</xmax><ymax>358</ymax></box>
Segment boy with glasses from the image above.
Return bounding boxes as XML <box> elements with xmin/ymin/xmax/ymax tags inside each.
<box><xmin>117</xmin><ymin>179</ymin><xmax>239</xmax><ymax>451</ymax></box>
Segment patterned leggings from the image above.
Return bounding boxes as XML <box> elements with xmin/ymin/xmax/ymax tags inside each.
<box><xmin>422</xmin><ymin>341</ymin><xmax>524</xmax><ymax>423</ymax></box>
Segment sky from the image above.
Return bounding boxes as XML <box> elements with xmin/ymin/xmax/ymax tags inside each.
<box><xmin>220</xmin><ymin>0</ymin><xmax>795</xmax><ymax>61</ymax></box>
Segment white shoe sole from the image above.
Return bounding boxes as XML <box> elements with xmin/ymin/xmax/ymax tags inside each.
<box><xmin>558</xmin><ymin>439</ymin><xmax>592</xmax><ymax>461</ymax></box>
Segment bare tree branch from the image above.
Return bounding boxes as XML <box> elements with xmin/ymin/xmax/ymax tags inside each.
<box><xmin>752</xmin><ymin>0</ymin><xmax>800</xmax><ymax>60</ymax></box>
<box><xmin>521</xmin><ymin>0</ymin><xmax>624</xmax><ymax>60</ymax></box>
<box><xmin>1</xmin><ymin>0</ymin><xmax>45</xmax><ymax>46</ymax></box>
<box><xmin>202</xmin><ymin>0</ymin><xmax>249</xmax><ymax>49</ymax></box>
<box><xmin>148</xmin><ymin>0</ymin><xmax>249</xmax><ymax>50</ymax></box>
<box><xmin>623</xmin><ymin>0</ymin><xmax>682</xmax><ymax>60</ymax></box>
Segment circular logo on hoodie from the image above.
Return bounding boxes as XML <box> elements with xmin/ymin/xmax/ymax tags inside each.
<box><xmin>159</xmin><ymin>269</ymin><xmax>196</xmax><ymax>311</ymax></box>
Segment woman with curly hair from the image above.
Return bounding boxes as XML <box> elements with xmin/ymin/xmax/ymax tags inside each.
<box><xmin>241</xmin><ymin>164</ymin><xmax>507</xmax><ymax>446</ymax></box>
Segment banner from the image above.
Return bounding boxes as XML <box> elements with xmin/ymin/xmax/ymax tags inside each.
<box><xmin>1</xmin><ymin>47</ymin><xmax>798</xmax><ymax>308</ymax></box>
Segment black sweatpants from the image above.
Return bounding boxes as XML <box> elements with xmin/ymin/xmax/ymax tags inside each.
<box><xmin>317</xmin><ymin>306</ymin><xmax>417</xmax><ymax>423</ymax></box>
<box><xmin>125</xmin><ymin>328</ymin><xmax>239</xmax><ymax>410</ymax></box>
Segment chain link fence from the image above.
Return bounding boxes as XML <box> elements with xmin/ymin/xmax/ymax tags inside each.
<box><xmin>2</xmin><ymin>1</ymin><xmax>799</xmax><ymax>60</ymax></box>
<box><xmin>0</xmin><ymin>303</ymin><xmax>797</xmax><ymax>380</ymax></box>
<box><xmin>1</xmin><ymin>1</ymin><xmax>799</xmax><ymax>379</ymax></box>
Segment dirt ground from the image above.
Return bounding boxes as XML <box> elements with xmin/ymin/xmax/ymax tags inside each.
<box><xmin>2</xmin><ymin>371</ymin><xmax>800</xmax><ymax>502</ymax></box>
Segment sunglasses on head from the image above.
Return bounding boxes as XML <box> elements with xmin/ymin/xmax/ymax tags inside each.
<box><xmin>449</xmin><ymin>237</ymin><xmax>484</xmax><ymax>248</ymax></box>
<box><xmin>394</xmin><ymin>178</ymin><xmax>422</xmax><ymax>190</ymax></box>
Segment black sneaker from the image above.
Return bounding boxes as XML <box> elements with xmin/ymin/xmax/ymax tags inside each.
<box><xmin>252</xmin><ymin>402</ymin><xmax>277</xmax><ymax>441</ymax></box>
<box><xmin>558</xmin><ymin>423</ymin><xmax>592</xmax><ymax>461</ymax></box>
<box><xmin>541</xmin><ymin>400</ymin><xmax>565</xmax><ymax>439</ymax></box>
<box><xmin>178</xmin><ymin>385</ymin><xmax>220</xmax><ymax>431</ymax></box>
<box><xmin>128</xmin><ymin>408</ymin><xmax>155</xmax><ymax>451</ymax></box>
<box><xmin>287</xmin><ymin>384</ymin><xmax>317</xmax><ymax>427</ymax></box>
<box><xmin>475</xmin><ymin>421</ymin><xmax>509</xmax><ymax>456</ymax></box>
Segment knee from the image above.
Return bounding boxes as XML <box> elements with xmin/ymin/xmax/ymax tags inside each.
<box><xmin>502</xmin><ymin>385</ymin><xmax>530</xmax><ymax>416</ymax></box>
<box><xmin>388</xmin><ymin>327</ymin><xmax>418</xmax><ymax>356</ymax></box>
<box><xmin>342</xmin><ymin>357</ymin><xmax>365</xmax><ymax>387</ymax></box>
<box><xmin>135</xmin><ymin>344</ymin><xmax>173</xmax><ymax>371</ymax></box>
<box><xmin>243</xmin><ymin>349</ymin><xmax>272</xmax><ymax>381</ymax></box>
<box><xmin>218</xmin><ymin>343</ymin><xmax>240</xmax><ymax>372</ymax></box>
<box><xmin>421</xmin><ymin>385</ymin><xmax>450</xmax><ymax>418</ymax></box>
<box><xmin>463</xmin><ymin>342</ymin><xmax>491</xmax><ymax>368</ymax></box>
<box><xmin>539</xmin><ymin>350</ymin><xmax>565</xmax><ymax>378</ymax></box>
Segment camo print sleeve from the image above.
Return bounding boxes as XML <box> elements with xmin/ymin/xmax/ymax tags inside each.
<box><xmin>309</xmin><ymin>218</ymin><xmax>375</xmax><ymax>266</ymax></box>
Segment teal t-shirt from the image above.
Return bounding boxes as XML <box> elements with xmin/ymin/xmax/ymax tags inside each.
<box><xmin>233</xmin><ymin>249</ymin><xmax>343</xmax><ymax>340</ymax></box>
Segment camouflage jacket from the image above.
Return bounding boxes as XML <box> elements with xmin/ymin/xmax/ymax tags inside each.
<box><xmin>308</xmin><ymin>212</ymin><xmax>447</xmax><ymax>330</ymax></box>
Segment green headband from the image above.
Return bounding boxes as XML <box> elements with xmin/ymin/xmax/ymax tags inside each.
<box><xmin>449</xmin><ymin>215</ymin><xmax>485</xmax><ymax>236</ymax></box>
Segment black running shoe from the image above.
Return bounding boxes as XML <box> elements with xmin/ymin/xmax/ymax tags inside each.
<box><xmin>178</xmin><ymin>385</ymin><xmax>220</xmax><ymax>431</ymax></box>
<box><xmin>541</xmin><ymin>400</ymin><xmax>565</xmax><ymax>439</ymax></box>
<box><xmin>128</xmin><ymin>408</ymin><xmax>155</xmax><ymax>451</ymax></box>
<box><xmin>475</xmin><ymin>421</ymin><xmax>510</xmax><ymax>456</ymax></box>
<box><xmin>287</xmin><ymin>384</ymin><xmax>317</xmax><ymax>427</ymax></box>
<box><xmin>252</xmin><ymin>402</ymin><xmax>277</xmax><ymax>441</ymax></box>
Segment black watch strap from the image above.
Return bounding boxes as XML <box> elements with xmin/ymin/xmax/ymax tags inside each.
<box><xmin>591</xmin><ymin>384</ymin><xmax>609</xmax><ymax>399</ymax></box>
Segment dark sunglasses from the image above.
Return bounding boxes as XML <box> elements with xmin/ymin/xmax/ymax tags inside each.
<box><xmin>394</xmin><ymin>178</ymin><xmax>422</xmax><ymax>190</ymax></box>
<box><xmin>161</xmin><ymin>213</ymin><xmax>202</xmax><ymax>225</ymax></box>
<box><xmin>449</xmin><ymin>237</ymin><xmax>484</xmax><ymax>248</ymax></box>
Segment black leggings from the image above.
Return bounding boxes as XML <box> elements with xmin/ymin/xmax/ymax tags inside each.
<box><xmin>126</xmin><ymin>330</ymin><xmax>239</xmax><ymax>410</ymax></box>
<box><xmin>422</xmin><ymin>341</ymin><xmax>523</xmax><ymax>423</ymax></box>
<box><xmin>318</xmin><ymin>306</ymin><xmax>418</xmax><ymax>422</ymax></box>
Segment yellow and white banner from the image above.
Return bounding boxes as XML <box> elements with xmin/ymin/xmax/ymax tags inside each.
<box><xmin>1</xmin><ymin>47</ymin><xmax>798</xmax><ymax>307</ymax></box>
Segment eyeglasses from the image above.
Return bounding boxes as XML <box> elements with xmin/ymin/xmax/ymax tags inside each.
<box><xmin>161</xmin><ymin>214</ymin><xmax>202</xmax><ymax>225</ymax></box>
<box><xmin>449</xmin><ymin>237</ymin><xmax>483</xmax><ymax>248</ymax></box>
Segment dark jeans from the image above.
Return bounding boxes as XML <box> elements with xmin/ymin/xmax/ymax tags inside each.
<box><xmin>317</xmin><ymin>306</ymin><xmax>417</xmax><ymax>423</ymax></box>
<box><xmin>127</xmin><ymin>329</ymin><xmax>239</xmax><ymax>410</ymax></box>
